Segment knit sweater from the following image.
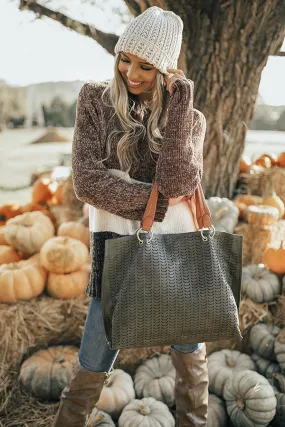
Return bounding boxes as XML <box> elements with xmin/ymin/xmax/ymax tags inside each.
<box><xmin>72</xmin><ymin>78</ymin><xmax>206</xmax><ymax>298</ymax></box>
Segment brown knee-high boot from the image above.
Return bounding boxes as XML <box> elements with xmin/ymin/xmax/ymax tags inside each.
<box><xmin>52</xmin><ymin>361</ymin><xmax>114</xmax><ymax>427</ymax></box>
<box><xmin>171</xmin><ymin>343</ymin><xmax>209</xmax><ymax>427</ymax></box>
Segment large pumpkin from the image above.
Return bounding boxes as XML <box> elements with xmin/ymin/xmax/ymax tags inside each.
<box><xmin>207</xmin><ymin>394</ymin><xmax>228</xmax><ymax>427</ymax></box>
<box><xmin>262</xmin><ymin>193</ymin><xmax>285</xmax><ymax>219</ymax></box>
<box><xmin>40</xmin><ymin>236</ymin><xmax>89</xmax><ymax>274</ymax></box>
<box><xmin>223</xmin><ymin>370</ymin><xmax>277</xmax><ymax>426</ymax></box>
<box><xmin>4</xmin><ymin>211</ymin><xmax>55</xmax><ymax>255</ymax></box>
<box><xmin>118</xmin><ymin>397</ymin><xmax>175</xmax><ymax>427</ymax></box>
<box><xmin>0</xmin><ymin>260</ymin><xmax>47</xmax><ymax>303</ymax></box>
<box><xmin>241</xmin><ymin>264</ymin><xmax>281</xmax><ymax>303</ymax></box>
<box><xmin>47</xmin><ymin>264</ymin><xmax>90</xmax><ymax>299</ymax></box>
<box><xmin>57</xmin><ymin>220</ymin><xmax>89</xmax><ymax>248</ymax></box>
<box><xmin>206</xmin><ymin>197</ymin><xmax>239</xmax><ymax>233</ymax></box>
<box><xmin>249</xmin><ymin>323</ymin><xmax>281</xmax><ymax>361</ymax></box>
<box><xmin>208</xmin><ymin>350</ymin><xmax>255</xmax><ymax>397</ymax></box>
<box><xmin>134</xmin><ymin>354</ymin><xmax>175</xmax><ymax>407</ymax></box>
<box><xmin>96</xmin><ymin>369</ymin><xmax>135</xmax><ymax>418</ymax></box>
<box><xmin>252</xmin><ymin>353</ymin><xmax>281</xmax><ymax>379</ymax></box>
<box><xmin>264</xmin><ymin>241</ymin><xmax>285</xmax><ymax>274</ymax></box>
<box><xmin>275</xmin><ymin>330</ymin><xmax>285</xmax><ymax>373</ymax></box>
<box><xmin>0</xmin><ymin>245</ymin><xmax>21</xmax><ymax>265</ymax></box>
<box><xmin>20</xmin><ymin>345</ymin><xmax>78</xmax><ymax>400</ymax></box>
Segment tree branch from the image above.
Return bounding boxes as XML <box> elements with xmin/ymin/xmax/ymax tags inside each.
<box><xmin>123</xmin><ymin>0</ymin><xmax>166</xmax><ymax>17</ymax></box>
<box><xmin>19</xmin><ymin>0</ymin><xmax>118</xmax><ymax>55</ymax></box>
<box><xmin>272</xmin><ymin>50</ymin><xmax>285</xmax><ymax>56</ymax></box>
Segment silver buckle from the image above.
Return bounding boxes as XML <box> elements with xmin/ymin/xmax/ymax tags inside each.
<box><xmin>135</xmin><ymin>227</ymin><xmax>153</xmax><ymax>245</ymax></box>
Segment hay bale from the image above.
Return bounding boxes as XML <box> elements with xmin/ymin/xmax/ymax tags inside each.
<box><xmin>238</xmin><ymin>166</ymin><xmax>285</xmax><ymax>198</ymax></box>
<box><xmin>234</xmin><ymin>222</ymin><xmax>252</xmax><ymax>265</ymax></box>
<box><xmin>31</xmin><ymin>127</ymin><xmax>70</xmax><ymax>144</ymax></box>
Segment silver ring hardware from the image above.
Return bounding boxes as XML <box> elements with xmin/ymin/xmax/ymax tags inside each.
<box><xmin>136</xmin><ymin>227</ymin><xmax>153</xmax><ymax>244</ymax></box>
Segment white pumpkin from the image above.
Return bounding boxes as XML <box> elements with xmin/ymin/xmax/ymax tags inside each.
<box><xmin>87</xmin><ymin>408</ymin><xmax>115</xmax><ymax>427</ymax></box>
<box><xmin>252</xmin><ymin>353</ymin><xmax>281</xmax><ymax>379</ymax></box>
<box><xmin>241</xmin><ymin>264</ymin><xmax>281</xmax><ymax>303</ymax></box>
<box><xmin>208</xmin><ymin>349</ymin><xmax>256</xmax><ymax>397</ymax></box>
<box><xmin>249</xmin><ymin>323</ymin><xmax>281</xmax><ymax>361</ymax></box>
<box><xmin>134</xmin><ymin>354</ymin><xmax>175</xmax><ymax>407</ymax></box>
<box><xmin>206</xmin><ymin>197</ymin><xmax>239</xmax><ymax>233</ymax></box>
<box><xmin>271</xmin><ymin>373</ymin><xmax>285</xmax><ymax>427</ymax></box>
<box><xmin>207</xmin><ymin>394</ymin><xmax>228</xmax><ymax>427</ymax></box>
<box><xmin>118</xmin><ymin>397</ymin><xmax>175</xmax><ymax>427</ymax></box>
<box><xmin>96</xmin><ymin>369</ymin><xmax>135</xmax><ymax>418</ymax></box>
<box><xmin>223</xmin><ymin>369</ymin><xmax>277</xmax><ymax>427</ymax></box>
<box><xmin>275</xmin><ymin>331</ymin><xmax>285</xmax><ymax>373</ymax></box>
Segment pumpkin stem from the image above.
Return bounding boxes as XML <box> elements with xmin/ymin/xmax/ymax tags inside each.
<box><xmin>140</xmin><ymin>403</ymin><xmax>151</xmax><ymax>415</ymax></box>
<box><xmin>236</xmin><ymin>397</ymin><xmax>244</xmax><ymax>410</ymax></box>
<box><xmin>225</xmin><ymin>355</ymin><xmax>235</xmax><ymax>368</ymax></box>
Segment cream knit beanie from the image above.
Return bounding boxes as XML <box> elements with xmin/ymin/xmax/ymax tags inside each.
<box><xmin>114</xmin><ymin>6</ymin><xmax>183</xmax><ymax>75</ymax></box>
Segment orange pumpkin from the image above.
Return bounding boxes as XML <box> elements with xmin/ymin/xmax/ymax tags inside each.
<box><xmin>277</xmin><ymin>152</ymin><xmax>285</xmax><ymax>168</ymax></box>
<box><xmin>47</xmin><ymin>264</ymin><xmax>90</xmax><ymax>299</ymax></box>
<box><xmin>32</xmin><ymin>178</ymin><xmax>57</xmax><ymax>205</ymax></box>
<box><xmin>254</xmin><ymin>156</ymin><xmax>272</xmax><ymax>168</ymax></box>
<box><xmin>57</xmin><ymin>220</ymin><xmax>89</xmax><ymax>248</ymax></box>
<box><xmin>0</xmin><ymin>201</ymin><xmax>23</xmax><ymax>226</ymax></box>
<box><xmin>0</xmin><ymin>246</ymin><xmax>22</xmax><ymax>265</ymax></box>
<box><xmin>0</xmin><ymin>227</ymin><xmax>8</xmax><ymax>245</ymax></box>
<box><xmin>233</xmin><ymin>201</ymin><xmax>247</xmax><ymax>219</ymax></box>
<box><xmin>261</xmin><ymin>154</ymin><xmax>278</xmax><ymax>166</ymax></box>
<box><xmin>239</xmin><ymin>156</ymin><xmax>252</xmax><ymax>174</ymax></box>
<box><xmin>262</xmin><ymin>193</ymin><xmax>285</xmax><ymax>219</ymax></box>
<box><xmin>264</xmin><ymin>241</ymin><xmax>285</xmax><ymax>274</ymax></box>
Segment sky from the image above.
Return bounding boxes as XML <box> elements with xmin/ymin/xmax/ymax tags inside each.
<box><xmin>1</xmin><ymin>0</ymin><xmax>285</xmax><ymax>106</ymax></box>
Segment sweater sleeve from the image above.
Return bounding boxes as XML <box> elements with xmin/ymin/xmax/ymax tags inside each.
<box><xmin>155</xmin><ymin>78</ymin><xmax>206</xmax><ymax>198</ymax></box>
<box><xmin>72</xmin><ymin>83</ymin><xmax>169</xmax><ymax>222</ymax></box>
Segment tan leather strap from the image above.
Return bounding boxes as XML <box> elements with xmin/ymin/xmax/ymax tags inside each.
<box><xmin>141</xmin><ymin>181</ymin><xmax>212</xmax><ymax>232</ymax></box>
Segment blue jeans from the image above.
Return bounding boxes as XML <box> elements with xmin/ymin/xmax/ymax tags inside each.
<box><xmin>79</xmin><ymin>298</ymin><xmax>201</xmax><ymax>372</ymax></box>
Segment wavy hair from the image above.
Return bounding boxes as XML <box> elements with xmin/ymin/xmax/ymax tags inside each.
<box><xmin>101</xmin><ymin>53</ymin><xmax>168</xmax><ymax>173</ymax></box>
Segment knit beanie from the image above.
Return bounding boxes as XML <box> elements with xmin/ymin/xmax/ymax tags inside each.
<box><xmin>114</xmin><ymin>6</ymin><xmax>183</xmax><ymax>75</ymax></box>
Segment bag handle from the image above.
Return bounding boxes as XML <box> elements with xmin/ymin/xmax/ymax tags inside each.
<box><xmin>140</xmin><ymin>182</ymin><xmax>212</xmax><ymax>233</ymax></box>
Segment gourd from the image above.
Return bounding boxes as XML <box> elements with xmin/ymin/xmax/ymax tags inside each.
<box><xmin>86</xmin><ymin>409</ymin><xmax>115</xmax><ymax>427</ymax></box>
<box><xmin>208</xmin><ymin>350</ymin><xmax>255</xmax><ymax>397</ymax></box>
<box><xmin>206</xmin><ymin>197</ymin><xmax>239</xmax><ymax>233</ymax></box>
<box><xmin>47</xmin><ymin>264</ymin><xmax>90</xmax><ymax>299</ymax></box>
<box><xmin>118</xmin><ymin>397</ymin><xmax>175</xmax><ymax>427</ymax></box>
<box><xmin>97</xmin><ymin>369</ymin><xmax>135</xmax><ymax>418</ymax></box>
<box><xmin>271</xmin><ymin>373</ymin><xmax>285</xmax><ymax>427</ymax></box>
<box><xmin>249</xmin><ymin>323</ymin><xmax>281</xmax><ymax>361</ymax></box>
<box><xmin>134</xmin><ymin>354</ymin><xmax>175</xmax><ymax>407</ymax></box>
<box><xmin>264</xmin><ymin>241</ymin><xmax>285</xmax><ymax>274</ymax></box>
<box><xmin>57</xmin><ymin>220</ymin><xmax>89</xmax><ymax>248</ymax></box>
<box><xmin>0</xmin><ymin>260</ymin><xmax>47</xmax><ymax>303</ymax></box>
<box><xmin>275</xmin><ymin>330</ymin><xmax>285</xmax><ymax>373</ymax></box>
<box><xmin>4</xmin><ymin>211</ymin><xmax>55</xmax><ymax>255</ymax></box>
<box><xmin>243</xmin><ymin>205</ymin><xmax>279</xmax><ymax>226</ymax></box>
<box><xmin>262</xmin><ymin>193</ymin><xmax>285</xmax><ymax>219</ymax></box>
<box><xmin>207</xmin><ymin>394</ymin><xmax>228</xmax><ymax>427</ymax></box>
<box><xmin>223</xmin><ymin>369</ymin><xmax>277</xmax><ymax>426</ymax></box>
<box><xmin>0</xmin><ymin>226</ymin><xmax>8</xmax><ymax>245</ymax></box>
<box><xmin>40</xmin><ymin>236</ymin><xmax>89</xmax><ymax>274</ymax></box>
<box><xmin>0</xmin><ymin>245</ymin><xmax>21</xmax><ymax>265</ymax></box>
<box><xmin>252</xmin><ymin>353</ymin><xmax>281</xmax><ymax>379</ymax></box>
<box><xmin>241</xmin><ymin>264</ymin><xmax>281</xmax><ymax>303</ymax></box>
<box><xmin>20</xmin><ymin>345</ymin><xmax>78</xmax><ymax>400</ymax></box>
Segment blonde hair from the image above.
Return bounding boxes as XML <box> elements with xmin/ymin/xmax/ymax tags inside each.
<box><xmin>101</xmin><ymin>54</ymin><xmax>168</xmax><ymax>173</ymax></box>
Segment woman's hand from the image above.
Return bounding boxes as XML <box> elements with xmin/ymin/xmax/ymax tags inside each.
<box><xmin>165</xmin><ymin>68</ymin><xmax>187</xmax><ymax>95</ymax></box>
<box><xmin>169</xmin><ymin>195</ymin><xmax>192</xmax><ymax>206</ymax></box>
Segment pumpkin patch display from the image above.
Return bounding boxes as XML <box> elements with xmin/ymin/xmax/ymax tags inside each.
<box><xmin>243</xmin><ymin>205</ymin><xmax>279</xmax><ymax>226</ymax></box>
<box><xmin>249</xmin><ymin>323</ymin><xmax>281</xmax><ymax>361</ymax></box>
<box><xmin>118</xmin><ymin>397</ymin><xmax>175</xmax><ymax>427</ymax></box>
<box><xmin>264</xmin><ymin>241</ymin><xmax>285</xmax><ymax>274</ymax></box>
<box><xmin>262</xmin><ymin>193</ymin><xmax>285</xmax><ymax>219</ymax></box>
<box><xmin>40</xmin><ymin>236</ymin><xmax>89</xmax><ymax>274</ymax></box>
<box><xmin>47</xmin><ymin>264</ymin><xmax>90</xmax><ymax>299</ymax></box>
<box><xmin>206</xmin><ymin>197</ymin><xmax>239</xmax><ymax>233</ymax></box>
<box><xmin>241</xmin><ymin>264</ymin><xmax>281</xmax><ymax>303</ymax></box>
<box><xmin>87</xmin><ymin>409</ymin><xmax>115</xmax><ymax>427</ymax></box>
<box><xmin>207</xmin><ymin>350</ymin><xmax>256</xmax><ymax>397</ymax></box>
<box><xmin>57</xmin><ymin>220</ymin><xmax>89</xmax><ymax>248</ymax></box>
<box><xmin>252</xmin><ymin>353</ymin><xmax>281</xmax><ymax>379</ymax></box>
<box><xmin>20</xmin><ymin>345</ymin><xmax>78</xmax><ymax>400</ymax></box>
<box><xmin>4</xmin><ymin>211</ymin><xmax>55</xmax><ymax>255</ymax></box>
<box><xmin>223</xmin><ymin>369</ymin><xmax>277</xmax><ymax>426</ymax></box>
<box><xmin>0</xmin><ymin>245</ymin><xmax>21</xmax><ymax>265</ymax></box>
<box><xmin>275</xmin><ymin>330</ymin><xmax>285</xmax><ymax>373</ymax></box>
<box><xmin>0</xmin><ymin>260</ymin><xmax>47</xmax><ymax>303</ymax></box>
<box><xmin>134</xmin><ymin>354</ymin><xmax>175</xmax><ymax>407</ymax></box>
<box><xmin>96</xmin><ymin>369</ymin><xmax>135</xmax><ymax>418</ymax></box>
<box><xmin>207</xmin><ymin>394</ymin><xmax>228</xmax><ymax>427</ymax></box>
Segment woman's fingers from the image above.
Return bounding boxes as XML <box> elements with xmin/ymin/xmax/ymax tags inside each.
<box><xmin>165</xmin><ymin>68</ymin><xmax>187</xmax><ymax>94</ymax></box>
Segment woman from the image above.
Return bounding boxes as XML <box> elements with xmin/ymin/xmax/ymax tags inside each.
<box><xmin>53</xmin><ymin>6</ymin><xmax>208</xmax><ymax>427</ymax></box>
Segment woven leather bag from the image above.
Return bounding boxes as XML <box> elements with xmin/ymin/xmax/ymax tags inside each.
<box><xmin>101</xmin><ymin>182</ymin><xmax>243</xmax><ymax>350</ymax></box>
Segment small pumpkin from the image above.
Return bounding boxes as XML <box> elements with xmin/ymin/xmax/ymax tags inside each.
<box><xmin>241</xmin><ymin>264</ymin><xmax>281</xmax><ymax>303</ymax></box>
<box><xmin>271</xmin><ymin>373</ymin><xmax>285</xmax><ymax>427</ymax></box>
<box><xmin>32</xmin><ymin>177</ymin><xmax>57</xmax><ymax>204</ymax></box>
<box><xmin>249</xmin><ymin>323</ymin><xmax>281</xmax><ymax>361</ymax></box>
<box><xmin>208</xmin><ymin>350</ymin><xmax>256</xmax><ymax>397</ymax></box>
<box><xmin>40</xmin><ymin>236</ymin><xmax>89</xmax><ymax>274</ymax></box>
<box><xmin>262</xmin><ymin>193</ymin><xmax>285</xmax><ymax>219</ymax></box>
<box><xmin>243</xmin><ymin>205</ymin><xmax>279</xmax><ymax>226</ymax></box>
<box><xmin>206</xmin><ymin>197</ymin><xmax>239</xmax><ymax>233</ymax></box>
<box><xmin>4</xmin><ymin>211</ymin><xmax>55</xmax><ymax>255</ymax></box>
<box><xmin>96</xmin><ymin>369</ymin><xmax>135</xmax><ymax>418</ymax></box>
<box><xmin>0</xmin><ymin>260</ymin><xmax>47</xmax><ymax>303</ymax></box>
<box><xmin>0</xmin><ymin>226</ymin><xmax>8</xmax><ymax>245</ymax></box>
<box><xmin>47</xmin><ymin>264</ymin><xmax>90</xmax><ymax>299</ymax></box>
<box><xmin>275</xmin><ymin>330</ymin><xmax>285</xmax><ymax>373</ymax></box>
<box><xmin>20</xmin><ymin>345</ymin><xmax>78</xmax><ymax>400</ymax></box>
<box><xmin>134</xmin><ymin>354</ymin><xmax>175</xmax><ymax>407</ymax></box>
<box><xmin>264</xmin><ymin>241</ymin><xmax>285</xmax><ymax>274</ymax></box>
<box><xmin>57</xmin><ymin>219</ymin><xmax>89</xmax><ymax>248</ymax></box>
<box><xmin>118</xmin><ymin>397</ymin><xmax>175</xmax><ymax>427</ymax></box>
<box><xmin>261</xmin><ymin>153</ymin><xmax>279</xmax><ymax>166</ymax></box>
<box><xmin>252</xmin><ymin>353</ymin><xmax>281</xmax><ymax>379</ymax></box>
<box><xmin>207</xmin><ymin>394</ymin><xmax>228</xmax><ymax>427</ymax></box>
<box><xmin>233</xmin><ymin>201</ymin><xmax>247</xmax><ymax>219</ymax></box>
<box><xmin>0</xmin><ymin>245</ymin><xmax>21</xmax><ymax>265</ymax></box>
<box><xmin>254</xmin><ymin>155</ymin><xmax>272</xmax><ymax>168</ymax></box>
<box><xmin>223</xmin><ymin>369</ymin><xmax>277</xmax><ymax>426</ymax></box>
<box><xmin>233</xmin><ymin>194</ymin><xmax>263</xmax><ymax>207</ymax></box>
<box><xmin>248</xmin><ymin>164</ymin><xmax>264</xmax><ymax>174</ymax></box>
<box><xmin>278</xmin><ymin>152</ymin><xmax>285</xmax><ymax>168</ymax></box>
<box><xmin>87</xmin><ymin>409</ymin><xmax>115</xmax><ymax>427</ymax></box>
<box><xmin>239</xmin><ymin>156</ymin><xmax>252</xmax><ymax>174</ymax></box>
<box><xmin>0</xmin><ymin>201</ymin><xmax>23</xmax><ymax>225</ymax></box>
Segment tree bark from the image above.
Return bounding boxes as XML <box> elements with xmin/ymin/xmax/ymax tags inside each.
<box><xmin>19</xmin><ymin>0</ymin><xmax>285</xmax><ymax>197</ymax></box>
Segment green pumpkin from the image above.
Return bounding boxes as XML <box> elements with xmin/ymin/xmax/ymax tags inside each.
<box><xmin>241</xmin><ymin>264</ymin><xmax>281</xmax><ymax>303</ymax></box>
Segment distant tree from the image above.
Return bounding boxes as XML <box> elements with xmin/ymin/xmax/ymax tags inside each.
<box><xmin>43</xmin><ymin>97</ymin><xmax>77</xmax><ymax>127</ymax></box>
<box><xmin>276</xmin><ymin>110</ymin><xmax>285</xmax><ymax>131</ymax></box>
